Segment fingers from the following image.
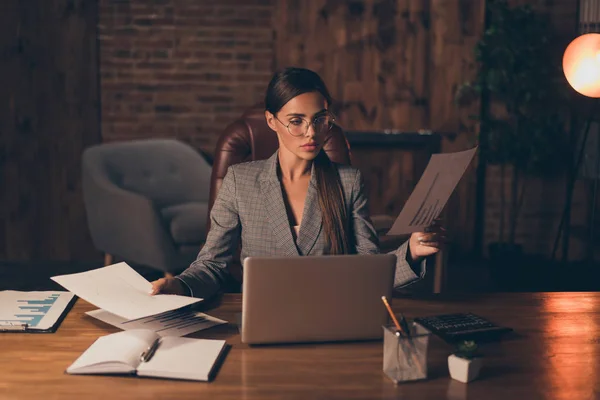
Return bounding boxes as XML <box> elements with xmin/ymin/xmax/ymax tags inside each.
<box><xmin>416</xmin><ymin>232</ymin><xmax>447</xmax><ymax>248</ymax></box>
<box><xmin>150</xmin><ymin>278</ymin><xmax>166</xmax><ymax>295</ymax></box>
<box><xmin>424</xmin><ymin>219</ymin><xmax>445</xmax><ymax>233</ymax></box>
<box><xmin>418</xmin><ymin>240</ymin><xmax>440</xmax><ymax>248</ymax></box>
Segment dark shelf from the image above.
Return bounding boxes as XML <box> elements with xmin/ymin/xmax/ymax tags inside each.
<box><xmin>345</xmin><ymin>130</ymin><xmax>445</xmax><ymax>148</ymax></box>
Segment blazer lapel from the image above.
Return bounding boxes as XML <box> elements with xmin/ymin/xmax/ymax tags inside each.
<box><xmin>259</xmin><ymin>152</ymin><xmax>299</xmax><ymax>256</ymax></box>
<box><xmin>297</xmin><ymin>166</ymin><xmax>323</xmax><ymax>255</ymax></box>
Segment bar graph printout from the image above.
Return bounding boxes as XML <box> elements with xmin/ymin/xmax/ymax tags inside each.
<box><xmin>86</xmin><ymin>308</ymin><xmax>227</xmax><ymax>337</ymax></box>
<box><xmin>0</xmin><ymin>291</ymin><xmax>75</xmax><ymax>330</ymax></box>
<box><xmin>387</xmin><ymin>147</ymin><xmax>478</xmax><ymax>235</ymax></box>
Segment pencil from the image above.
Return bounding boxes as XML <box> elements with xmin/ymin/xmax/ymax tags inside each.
<box><xmin>381</xmin><ymin>296</ymin><xmax>403</xmax><ymax>333</ymax></box>
<box><xmin>381</xmin><ymin>296</ymin><xmax>425</xmax><ymax>376</ymax></box>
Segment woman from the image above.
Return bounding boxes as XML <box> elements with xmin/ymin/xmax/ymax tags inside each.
<box><xmin>151</xmin><ymin>67</ymin><xmax>444</xmax><ymax>298</ymax></box>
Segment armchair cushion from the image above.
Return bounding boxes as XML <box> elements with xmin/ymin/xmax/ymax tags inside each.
<box><xmin>161</xmin><ymin>202</ymin><xmax>209</xmax><ymax>245</ymax></box>
<box><xmin>82</xmin><ymin>139</ymin><xmax>212</xmax><ymax>273</ymax></box>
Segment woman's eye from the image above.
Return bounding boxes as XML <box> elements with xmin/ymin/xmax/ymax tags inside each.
<box><xmin>289</xmin><ymin>120</ymin><xmax>303</xmax><ymax>126</ymax></box>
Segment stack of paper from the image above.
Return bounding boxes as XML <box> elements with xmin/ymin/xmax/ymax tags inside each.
<box><xmin>86</xmin><ymin>308</ymin><xmax>227</xmax><ymax>337</ymax></box>
<box><xmin>51</xmin><ymin>262</ymin><xmax>227</xmax><ymax>336</ymax></box>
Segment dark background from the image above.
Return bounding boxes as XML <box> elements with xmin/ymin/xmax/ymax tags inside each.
<box><xmin>1</xmin><ymin>0</ymin><xmax>597</xmax><ymax>292</ymax></box>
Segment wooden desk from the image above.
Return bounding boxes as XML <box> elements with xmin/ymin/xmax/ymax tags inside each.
<box><xmin>2</xmin><ymin>293</ymin><xmax>599</xmax><ymax>399</ymax></box>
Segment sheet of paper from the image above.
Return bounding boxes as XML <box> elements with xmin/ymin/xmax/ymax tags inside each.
<box><xmin>51</xmin><ymin>262</ymin><xmax>202</xmax><ymax>320</ymax></box>
<box><xmin>86</xmin><ymin>308</ymin><xmax>227</xmax><ymax>337</ymax></box>
<box><xmin>0</xmin><ymin>291</ymin><xmax>75</xmax><ymax>330</ymax></box>
<box><xmin>387</xmin><ymin>147</ymin><xmax>477</xmax><ymax>235</ymax></box>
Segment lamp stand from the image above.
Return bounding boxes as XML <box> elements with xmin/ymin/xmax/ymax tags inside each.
<box><xmin>586</xmin><ymin>120</ymin><xmax>600</xmax><ymax>261</ymax></box>
<box><xmin>551</xmin><ymin>100</ymin><xmax>599</xmax><ymax>264</ymax></box>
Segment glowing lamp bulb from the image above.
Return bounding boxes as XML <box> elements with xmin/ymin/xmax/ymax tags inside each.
<box><xmin>563</xmin><ymin>33</ymin><xmax>600</xmax><ymax>98</ymax></box>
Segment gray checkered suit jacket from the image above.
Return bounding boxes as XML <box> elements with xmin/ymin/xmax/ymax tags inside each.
<box><xmin>177</xmin><ymin>151</ymin><xmax>425</xmax><ymax>298</ymax></box>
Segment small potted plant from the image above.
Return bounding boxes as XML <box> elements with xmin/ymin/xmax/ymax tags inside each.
<box><xmin>448</xmin><ymin>340</ymin><xmax>482</xmax><ymax>383</ymax></box>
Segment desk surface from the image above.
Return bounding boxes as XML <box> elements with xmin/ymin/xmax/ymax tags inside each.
<box><xmin>1</xmin><ymin>292</ymin><xmax>599</xmax><ymax>400</ymax></box>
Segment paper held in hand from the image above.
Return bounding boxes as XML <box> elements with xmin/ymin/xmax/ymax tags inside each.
<box><xmin>387</xmin><ymin>147</ymin><xmax>478</xmax><ymax>235</ymax></box>
<box><xmin>51</xmin><ymin>262</ymin><xmax>202</xmax><ymax>320</ymax></box>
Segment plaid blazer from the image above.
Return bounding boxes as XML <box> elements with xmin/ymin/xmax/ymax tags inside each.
<box><xmin>177</xmin><ymin>151</ymin><xmax>425</xmax><ymax>298</ymax></box>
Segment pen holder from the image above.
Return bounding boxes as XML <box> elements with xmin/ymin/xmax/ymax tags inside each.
<box><xmin>382</xmin><ymin>323</ymin><xmax>431</xmax><ymax>384</ymax></box>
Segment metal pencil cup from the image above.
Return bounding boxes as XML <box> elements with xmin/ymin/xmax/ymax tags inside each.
<box><xmin>382</xmin><ymin>323</ymin><xmax>431</xmax><ymax>383</ymax></box>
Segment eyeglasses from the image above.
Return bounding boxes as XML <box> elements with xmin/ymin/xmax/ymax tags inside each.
<box><xmin>275</xmin><ymin>112</ymin><xmax>335</xmax><ymax>137</ymax></box>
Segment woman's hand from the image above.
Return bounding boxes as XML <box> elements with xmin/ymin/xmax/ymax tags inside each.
<box><xmin>407</xmin><ymin>218</ymin><xmax>446</xmax><ymax>264</ymax></box>
<box><xmin>150</xmin><ymin>277</ymin><xmax>188</xmax><ymax>296</ymax></box>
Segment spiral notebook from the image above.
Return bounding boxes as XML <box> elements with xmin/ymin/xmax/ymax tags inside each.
<box><xmin>66</xmin><ymin>329</ymin><xmax>228</xmax><ymax>382</ymax></box>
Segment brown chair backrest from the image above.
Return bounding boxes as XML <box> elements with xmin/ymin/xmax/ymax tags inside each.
<box><xmin>208</xmin><ymin>104</ymin><xmax>352</xmax><ymax>229</ymax></box>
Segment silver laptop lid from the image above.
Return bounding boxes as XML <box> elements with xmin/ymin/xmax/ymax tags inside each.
<box><xmin>241</xmin><ymin>254</ymin><xmax>396</xmax><ymax>344</ymax></box>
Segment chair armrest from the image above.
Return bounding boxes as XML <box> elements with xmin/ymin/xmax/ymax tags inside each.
<box><xmin>82</xmin><ymin>166</ymin><xmax>178</xmax><ymax>272</ymax></box>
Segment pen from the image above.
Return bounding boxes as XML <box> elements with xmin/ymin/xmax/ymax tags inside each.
<box><xmin>0</xmin><ymin>323</ymin><xmax>29</xmax><ymax>332</ymax></box>
<box><xmin>399</xmin><ymin>313</ymin><xmax>412</xmax><ymax>337</ymax></box>
<box><xmin>140</xmin><ymin>338</ymin><xmax>161</xmax><ymax>362</ymax></box>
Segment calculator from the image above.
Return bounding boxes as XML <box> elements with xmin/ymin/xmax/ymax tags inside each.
<box><xmin>414</xmin><ymin>313</ymin><xmax>512</xmax><ymax>343</ymax></box>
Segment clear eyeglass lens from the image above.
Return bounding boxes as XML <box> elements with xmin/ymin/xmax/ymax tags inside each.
<box><xmin>288</xmin><ymin>116</ymin><xmax>333</xmax><ymax>136</ymax></box>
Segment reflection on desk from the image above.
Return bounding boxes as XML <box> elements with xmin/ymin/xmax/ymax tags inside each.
<box><xmin>1</xmin><ymin>292</ymin><xmax>599</xmax><ymax>400</ymax></box>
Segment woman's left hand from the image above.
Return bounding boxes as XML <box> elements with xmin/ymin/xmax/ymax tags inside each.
<box><xmin>408</xmin><ymin>218</ymin><xmax>446</xmax><ymax>263</ymax></box>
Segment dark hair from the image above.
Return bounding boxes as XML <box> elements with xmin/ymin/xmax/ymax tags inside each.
<box><xmin>265</xmin><ymin>67</ymin><xmax>350</xmax><ymax>254</ymax></box>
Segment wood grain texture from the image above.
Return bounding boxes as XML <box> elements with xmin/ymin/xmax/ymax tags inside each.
<box><xmin>0</xmin><ymin>0</ymin><xmax>102</xmax><ymax>262</ymax></box>
<box><xmin>2</xmin><ymin>292</ymin><xmax>599</xmax><ymax>399</ymax></box>
<box><xmin>347</xmin><ymin>132</ymin><xmax>441</xmax><ymax>217</ymax></box>
<box><xmin>275</xmin><ymin>0</ymin><xmax>484</xmax><ymax>254</ymax></box>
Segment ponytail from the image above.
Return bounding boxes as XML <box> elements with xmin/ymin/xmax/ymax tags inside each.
<box><xmin>314</xmin><ymin>150</ymin><xmax>350</xmax><ymax>254</ymax></box>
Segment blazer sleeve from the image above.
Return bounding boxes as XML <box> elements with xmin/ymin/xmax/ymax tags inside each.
<box><xmin>350</xmin><ymin>169</ymin><xmax>426</xmax><ymax>289</ymax></box>
<box><xmin>176</xmin><ymin>166</ymin><xmax>241</xmax><ymax>299</ymax></box>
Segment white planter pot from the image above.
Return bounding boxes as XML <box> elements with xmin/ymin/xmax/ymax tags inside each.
<box><xmin>448</xmin><ymin>354</ymin><xmax>483</xmax><ymax>383</ymax></box>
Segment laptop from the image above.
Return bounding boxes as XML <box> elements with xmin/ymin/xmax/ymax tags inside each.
<box><xmin>241</xmin><ymin>254</ymin><xmax>396</xmax><ymax>345</ymax></box>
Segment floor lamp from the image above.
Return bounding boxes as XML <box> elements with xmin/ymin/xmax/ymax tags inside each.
<box><xmin>556</xmin><ymin>33</ymin><xmax>600</xmax><ymax>263</ymax></box>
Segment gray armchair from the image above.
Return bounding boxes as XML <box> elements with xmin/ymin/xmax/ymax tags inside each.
<box><xmin>82</xmin><ymin>139</ymin><xmax>211</xmax><ymax>273</ymax></box>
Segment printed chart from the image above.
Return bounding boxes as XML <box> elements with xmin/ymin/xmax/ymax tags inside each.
<box><xmin>0</xmin><ymin>291</ymin><xmax>75</xmax><ymax>330</ymax></box>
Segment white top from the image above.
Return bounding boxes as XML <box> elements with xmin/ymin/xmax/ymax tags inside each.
<box><xmin>292</xmin><ymin>225</ymin><xmax>300</xmax><ymax>241</ymax></box>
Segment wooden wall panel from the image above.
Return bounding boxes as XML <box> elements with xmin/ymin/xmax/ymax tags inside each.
<box><xmin>274</xmin><ymin>0</ymin><xmax>484</xmax><ymax>254</ymax></box>
<box><xmin>0</xmin><ymin>0</ymin><xmax>101</xmax><ymax>261</ymax></box>
<box><xmin>350</xmin><ymin>138</ymin><xmax>441</xmax><ymax>216</ymax></box>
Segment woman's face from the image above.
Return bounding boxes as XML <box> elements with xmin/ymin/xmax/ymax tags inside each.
<box><xmin>265</xmin><ymin>91</ymin><xmax>330</xmax><ymax>162</ymax></box>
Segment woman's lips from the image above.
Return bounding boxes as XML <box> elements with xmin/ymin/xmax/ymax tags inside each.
<box><xmin>301</xmin><ymin>142</ymin><xmax>319</xmax><ymax>151</ymax></box>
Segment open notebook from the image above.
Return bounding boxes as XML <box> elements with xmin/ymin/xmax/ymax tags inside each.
<box><xmin>66</xmin><ymin>329</ymin><xmax>227</xmax><ymax>381</ymax></box>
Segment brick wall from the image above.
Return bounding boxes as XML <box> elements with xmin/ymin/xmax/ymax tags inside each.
<box><xmin>98</xmin><ymin>0</ymin><xmax>275</xmax><ymax>154</ymax></box>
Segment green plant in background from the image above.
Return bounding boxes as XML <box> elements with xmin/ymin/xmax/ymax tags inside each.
<box><xmin>453</xmin><ymin>340</ymin><xmax>480</xmax><ymax>360</ymax></box>
<box><xmin>456</xmin><ymin>0</ymin><xmax>573</xmax><ymax>250</ymax></box>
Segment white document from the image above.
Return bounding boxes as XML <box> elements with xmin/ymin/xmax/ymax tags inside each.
<box><xmin>86</xmin><ymin>308</ymin><xmax>227</xmax><ymax>337</ymax></box>
<box><xmin>66</xmin><ymin>329</ymin><xmax>227</xmax><ymax>382</ymax></box>
<box><xmin>0</xmin><ymin>291</ymin><xmax>75</xmax><ymax>331</ymax></box>
<box><xmin>387</xmin><ymin>147</ymin><xmax>478</xmax><ymax>235</ymax></box>
<box><xmin>51</xmin><ymin>262</ymin><xmax>202</xmax><ymax>320</ymax></box>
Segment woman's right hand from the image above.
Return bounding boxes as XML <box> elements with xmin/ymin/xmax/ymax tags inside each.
<box><xmin>150</xmin><ymin>277</ymin><xmax>188</xmax><ymax>296</ymax></box>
